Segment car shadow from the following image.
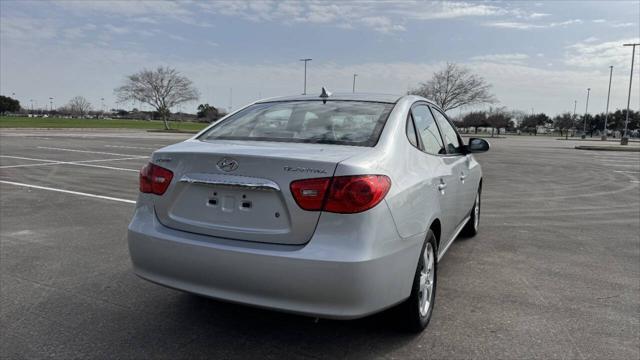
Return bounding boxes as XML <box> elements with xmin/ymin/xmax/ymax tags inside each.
<box><xmin>155</xmin><ymin>292</ymin><xmax>422</xmax><ymax>358</ymax></box>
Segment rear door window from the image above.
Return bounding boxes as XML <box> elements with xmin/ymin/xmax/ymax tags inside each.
<box><xmin>406</xmin><ymin>114</ymin><xmax>419</xmax><ymax>148</ymax></box>
<box><xmin>411</xmin><ymin>104</ymin><xmax>445</xmax><ymax>155</ymax></box>
<box><xmin>431</xmin><ymin>107</ymin><xmax>463</xmax><ymax>155</ymax></box>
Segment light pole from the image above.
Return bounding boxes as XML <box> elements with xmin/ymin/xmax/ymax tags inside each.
<box><xmin>602</xmin><ymin>66</ymin><xmax>613</xmax><ymax>140</ymax></box>
<box><xmin>352</xmin><ymin>74</ymin><xmax>358</xmax><ymax>93</ymax></box>
<box><xmin>621</xmin><ymin>43</ymin><xmax>639</xmax><ymax>145</ymax></box>
<box><xmin>572</xmin><ymin>100</ymin><xmax>577</xmax><ymax>138</ymax></box>
<box><xmin>582</xmin><ymin>88</ymin><xmax>590</xmax><ymax>138</ymax></box>
<box><xmin>299</xmin><ymin>58</ymin><xmax>312</xmax><ymax>95</ymax></box>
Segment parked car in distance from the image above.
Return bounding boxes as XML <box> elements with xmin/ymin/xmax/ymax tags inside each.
<box><xmin>128</xmin><ymin>91</ymin><xmax>489</xmax><ymax>331</ymax></box>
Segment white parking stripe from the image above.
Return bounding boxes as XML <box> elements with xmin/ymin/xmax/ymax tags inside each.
<box><xmin>64</xmin><ymin>163</ymin><xmax>139</xmax><ymax>172</ymax></box>
<box><xmin>0</xmin><ymin>155</ymin><xmax>61</xmax><ymax>163</ymax></box>
<box><xmin>0</xmin><ymin>180</ymin><xmax>136</xmax><ymax>204</ymax></box>
<box><xmin>598</xmin><ymin>159</ymin><xmax>640</xmax><ymax>163</ymax></box>
<box><xmin>614</xmin><ymin>170</ymin><xmax>640</xmax><ymax>174</ymax></box>
<box><xmin>36</xmin><ymin>146</ymin><xmax>142</xmax><ymax>157</ymax></box>
<box><xmin>105</xmin><ymin>145</ymin><xmax>156</xmax><ymax>150</ymax></box>
<box><xmin>0</xmin><ymin>155</ymin><xmax>144</xmax><ymax>172</ymax></box>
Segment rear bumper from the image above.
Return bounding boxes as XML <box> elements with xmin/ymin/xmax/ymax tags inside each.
<box><xmin>127</xmin><ymin>204</ymin><xmax>422</xmax><ymax>319</ymax></box>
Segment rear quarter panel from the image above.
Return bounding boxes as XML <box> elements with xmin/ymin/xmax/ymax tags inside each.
<box><xmin>336</xmin><ymin>97</ymin><xmax>443</xmax><ymax>240</ymax></box>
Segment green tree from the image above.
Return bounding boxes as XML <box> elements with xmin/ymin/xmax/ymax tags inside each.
<box><xmin>197</xmin><ymin>103</ymin><xmax>220</xmax><ymax>122</ymax></box>
<box><xmin>553</xmin><ymin>112</ymin><xmax>575</xmax><ymax>138</ymax></box>
<box><xmin>462</xmin><ymin>111</ymin><xmax>488</xmax><ymax>134</ymax></box>
<box><xmin>486</xmin><ymin>111</ymin><xmax>511</xmax><ymax>136</ymax></box>
<box><xmin>0</xmin><ymin>95</ymin><xmax>21</xmax><ymax>113</ymax></box>
<box><xmin>520</xmin><ymin>113</ymin><xmax>551</xmax><ymax>135</ymax></box>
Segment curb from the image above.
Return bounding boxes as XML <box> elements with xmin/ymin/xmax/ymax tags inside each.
<box><xmin>575</xmin><ymin>145</ymin><xmax>640</xmax><ymax>152</ymax></box>
<box><xmin>146</xmin><ymin>129</ymin><xmax>199</xmax><ymax>134</ymax></box>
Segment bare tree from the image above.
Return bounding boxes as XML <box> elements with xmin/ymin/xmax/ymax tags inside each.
<box><xmin>410</xmin><ymin>63</ymin><xmax>497</xmax><ymax>112</ymax></box>
<box><xmin>66</xmin><ymin>96</ymin><xmax>92</xmax><ymax>117</ymax></box>
<box><xmin>115</xmin><ymin>67</ymin><xmax>199</xmax><ymax>129</ymax></box>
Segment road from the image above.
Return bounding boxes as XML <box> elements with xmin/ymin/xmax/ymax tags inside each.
<box><xmin>1</xmin><ymin>130</ymin><xmax>638</xmax><ymax>359</ymax></box>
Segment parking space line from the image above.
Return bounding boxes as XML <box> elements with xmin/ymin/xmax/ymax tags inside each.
<box><xmin>593</xmin><ymin>159</ymin><xmax>640</xmax><ymax>162</ymax></box>
<box><xmin>0</xmin><ymin>180</ymin><xmax>136</xmax><ymax>204</ymax></box>
<box><xmin>0</xmin><ymin>155</ymin><xmax>61</xmax><ymax>163</ymax></box>
<box><xmin>65</xmin><ymin>163</ymin><xmax>139</xmax><ymax>172</ymax></box>
<box><xmin>0</xmin><ymin>155</ymin><xmax>144</xmax><ymax>172</ymax></box>
<box><xmin>105</xmin><ymin>145</ymin><xmax>156</xmax><ymax>150</ymax></box>
<box><xmin>36</xmin><ymin>146</ymin><xmax>144</xmax><ymax>157</ymax></box>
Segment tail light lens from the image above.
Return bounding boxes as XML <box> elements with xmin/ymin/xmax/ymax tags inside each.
<box><xmin>140</xmin><ymin>162</ymin><xmax>174</xmax><ymax>195</ymax></box>
<box><xmin>290</xmin><ymin>175</ymin><xmax>391</xmax><ymax>214</ymax></box>
<box><xmin>290</xmin><ymin>177</ymin><xmax>331</xmax><ymax>211</ymax></box>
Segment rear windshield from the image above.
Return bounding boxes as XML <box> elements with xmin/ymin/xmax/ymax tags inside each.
<box><xmin>199</xmin><ymin>101</ymin><xmax>395</xmax><ymax>146</ymax></box>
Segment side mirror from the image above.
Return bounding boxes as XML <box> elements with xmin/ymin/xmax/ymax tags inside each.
<box><xmin>467</xmin><ymin>138</ymin><xmax>490</xmax><ymax>153</ymax></box>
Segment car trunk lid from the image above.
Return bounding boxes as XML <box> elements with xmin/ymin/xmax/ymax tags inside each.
<box><xmin>151</xmin><ymin>139</ymin><xmax>368</xmax><ymax>245</ymax></box>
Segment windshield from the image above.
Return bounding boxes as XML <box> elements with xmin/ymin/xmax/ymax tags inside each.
<box><xmin>199</xmin><ymin>101</ymin><xmax>395</xmax><ymax>146</ymax></box>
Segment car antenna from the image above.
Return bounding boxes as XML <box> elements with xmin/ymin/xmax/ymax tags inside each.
<box><xmin>319</xmin><ymin>86</ymin><xmax>331</xmax><ymax>104</ymax></box>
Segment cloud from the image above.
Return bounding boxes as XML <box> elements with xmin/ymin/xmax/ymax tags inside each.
<box><xmin>564</xmin><ymin>38</ymin><xmax>640</xmax><ymax>68</ymax></box>
<box><xmin>590</xmin><ymin>19</ymin><xmax>637</xmax><ymax>28</ymax></box>
<box><xmin>197</xmin><ymin>1</ymin><xmax>544</xmax><ymax>34</ymax></box>
<box><xmin>484</xmin><ymin>19</ymin><xmax>582</xmax><ymax>30</ymax></box>
<box><xmin>529</xmin><ymin>12</ymin><xmax>550</xmax><ymax>19</ymax></box>
<box><xmin>0</xmin><ymin>16</ymin><xmax>59</xmax><ymax>41</ymax></box>
<box><xmin>53</xmin><ymin>0</ymin><xmax>211</xmax><ymax>27</ymax></box>
<box><xmin>104</xmin><ymin>24</ymin><xmax>130</xmax><ymax>35</ymax></box>
<box><xmin>392</xmin><ymin>1</ymin><xmax>509</xmax><ymax>20</ymax></box>
<box><xmin>611</xmin><ymin>22</ymin><xmax>636</xmax><ymax>28</ymax></box>
<box><xmin>54</xmin><ymin>0</ymin><xmax>192</xmax><ymax>18</ymax></box>
<box><xmin>471</xmin><ymin>53</ymin><xmax>530</xmax><ymax>64</ymax></box>
<box><xmin>168</xmin><ymin>34</ymin><xmax>187</xmax><ymax>42</ymax></box>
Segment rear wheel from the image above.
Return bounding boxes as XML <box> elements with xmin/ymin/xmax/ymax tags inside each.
<box><xmin>400</xmin><ymin>230</ymin><xmax>437</xmax><ymax>332</ymax></box>
<box><xmin>462</xmin><ymin>187</ymin><xmax>481</xmax><ymax>237</ymax></box>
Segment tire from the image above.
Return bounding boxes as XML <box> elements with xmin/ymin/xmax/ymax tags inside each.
<box><xmin>399</xmin><ymin>229</ymin><xmax>438</xmax><ymax>332</ymax></box>
<box><xmin>461</xmin><ymin>186</ymin><xmax>481</xmax><ymax>237</ymax></box>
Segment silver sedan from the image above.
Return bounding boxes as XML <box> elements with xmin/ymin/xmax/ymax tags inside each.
<box><xmin>128</xmin><ymin>91</ymin><xmax>489</xmax><ymax>331</ymax></box>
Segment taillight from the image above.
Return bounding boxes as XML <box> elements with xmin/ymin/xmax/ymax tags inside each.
<box><xmin>290</xmin><ymin>175</ymin><xmax>391</xmax><ymax>214</ymax></box>
<box><xmin>290</xmin><ymin>177</ymin><xmax>331</xmax><ymax>211</ymax></box>
<box><xmin>139</xmin><ymin>162</ymin><xmax>174</xmax><ymax>195</ymax></box>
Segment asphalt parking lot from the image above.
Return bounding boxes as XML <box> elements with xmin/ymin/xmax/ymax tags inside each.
<box><xmin>1</xmin><ymin>130</ymin><xmax>639</xmax><ymax>359</ymax></box>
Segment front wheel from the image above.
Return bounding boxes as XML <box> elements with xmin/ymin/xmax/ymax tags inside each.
<box><xmin>399</xmin><ymin>230</ymin><xmax>437</xmax><ymax>332</ymax></box>
<box><xmin>461</xmin><ymin>187</ymin><xmax>481</xmax><ymax>237</ymax></box>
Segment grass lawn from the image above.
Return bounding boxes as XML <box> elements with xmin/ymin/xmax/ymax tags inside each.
<box><xmin>0</xmin><ymin>116</ymin><xmax>209</xmax><ymax>131</ymax></box>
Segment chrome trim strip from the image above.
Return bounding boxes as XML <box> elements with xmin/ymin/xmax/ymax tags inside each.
<box><xmin>179</xmin><ymin>173</ymin><xmax>280</xmax><ymax>191</ymax></box>
<box><xmin>437</xmin><ymin>215</ymin><xmax>470</xmax><ymax>262</ymax></box>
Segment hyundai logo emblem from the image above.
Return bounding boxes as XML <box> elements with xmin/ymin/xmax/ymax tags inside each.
<box><xmin>217</xmin><ymin>158</ymin><xmax>239</xmax><ymax>172</ymax></box>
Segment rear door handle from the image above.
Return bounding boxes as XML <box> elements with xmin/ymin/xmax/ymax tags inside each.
<box><xmin>460</xmin><ymin>173</ymin><xmax>467</xmax><ymax>181</ymax></box>
<box><xmin>438</xmin><ymin>181</ymin><xmax>447</xmax><ymax>191</ymax></box>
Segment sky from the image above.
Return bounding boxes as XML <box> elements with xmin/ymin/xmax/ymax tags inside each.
<box><xmin>1</xmin><ymin>0</ymin><xmax>639</xmax><ymax>116</ymax></box>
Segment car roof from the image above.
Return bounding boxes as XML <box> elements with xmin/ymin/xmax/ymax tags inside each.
<box><xmin>255</xmin><ymin>92</ymin><xmax>405</xmax><ymax>104</ymax></box>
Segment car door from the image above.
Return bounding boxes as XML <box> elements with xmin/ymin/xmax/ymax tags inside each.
<box><xmin>408</xmin><ymin>103</ymin><xmax>459</xmax><ymax>245</ymax></box>
<box><xmin>430</xmin><ymin>106</ymin><xmax>474</xmax><ymax>236</ymax></box>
